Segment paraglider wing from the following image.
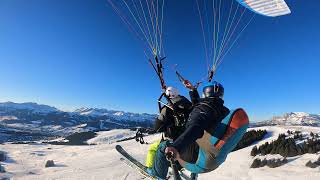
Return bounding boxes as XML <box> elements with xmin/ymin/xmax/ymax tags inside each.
<box><xmin>235</xmin><ymin>0</ymin><xmax>291</xmax><ymax>17</ymax></box>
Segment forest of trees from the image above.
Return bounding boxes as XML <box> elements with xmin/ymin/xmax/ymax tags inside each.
<box><xmin>233</xmin><ymin>129</ymin><xmax>268</xmax><ymax>151</ymax></box>
<box><xmin>0</xmin><ymin>151</ymin><xmax>6</xmax><ymax>172</ymax></box>
<box><xmin>251</xmin><ymin>131</ymin><xmax>320</xmax><ymax>157</ymax></box>
<box><xmin>47</xmin><ymin>131</ymin><xmax>97</xmax><ymax>145</ymax></box>
<box><xmin>306</xmin><ymin>156</ymin><xmax>320</xmax><ymax>168</ymax></box>
<box><xmin>0</xmin><ymin>151</ymin><xmax>5</xmax><ymax>162</ymax></box>
<box><xmin>251</xmin><ymin>158</ymin><xmax>288</xmax><ymax>168</ymax></box>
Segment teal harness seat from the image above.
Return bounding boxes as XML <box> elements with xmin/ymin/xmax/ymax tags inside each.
<box><xmin>181</xmin><ymin>108</ymin><xmax>249</xmax><ymax>174</ymax></box>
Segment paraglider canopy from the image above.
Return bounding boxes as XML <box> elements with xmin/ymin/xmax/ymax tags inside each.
<box><xmin>236</xmin><ymin>0</ymin><xmax>291</xmax><ymax>17</ymax></box>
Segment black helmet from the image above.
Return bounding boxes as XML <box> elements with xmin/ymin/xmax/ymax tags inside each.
<box><xmin>202</xmin><ymin>81</ymin><xmax>224</xmax><ymax>98</ymax></box>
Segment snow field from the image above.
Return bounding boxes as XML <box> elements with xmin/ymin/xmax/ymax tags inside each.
<box><xmin>0</xmin><ymin>127</ymin><xmax>320</xmax><ymax>180</ymax></box>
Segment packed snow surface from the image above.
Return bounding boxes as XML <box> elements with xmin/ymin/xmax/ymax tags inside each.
<box><xmin>87</xmin><ymin>129</ymin><xmax>137</xmax><ymax>145</ymax></box>
<box><xmin>1</xmin><ymin>127</ymin><xmax>320</xmax><ymax>180</ymax></box>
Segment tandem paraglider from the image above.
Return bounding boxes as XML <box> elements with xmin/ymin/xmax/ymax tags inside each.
<box><xmin>110</xmin><ymin>0</ymin><xmax>291</xmax><ymax>179</ymax></box>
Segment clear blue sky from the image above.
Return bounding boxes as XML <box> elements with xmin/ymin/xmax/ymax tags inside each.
<box><xmin>0</xmin><ymin>0</ymin><xmax>319</xmax><ymax>121</ymax></box>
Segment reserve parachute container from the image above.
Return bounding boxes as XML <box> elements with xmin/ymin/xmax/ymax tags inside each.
<box><xmin>180</xmin><ymin>108</ymin><xmax>249</xmax><ymax>173</ymax></box>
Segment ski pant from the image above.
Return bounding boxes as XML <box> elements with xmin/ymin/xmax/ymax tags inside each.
<box><xmin>151</xmin><ymin>140</ymin><xmax>171</xmax><ymax>179</ymax></box>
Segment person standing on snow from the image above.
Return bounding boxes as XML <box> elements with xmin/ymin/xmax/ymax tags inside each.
<box><xmin>145</xmin><ymin>86</ymin><xmax>192</xmax><ymax>170</ymax></box>
<box><xmin>148</xmin><ymin>81</ymin><xmax>230</xmax><ymax>179</ymax></box>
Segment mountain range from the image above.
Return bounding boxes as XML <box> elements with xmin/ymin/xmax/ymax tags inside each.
<box><xmin>0</xmin><ymin>101</ymin><xmax>319</xmax><ymax>143</ymax></box>
<box><xmin>0</xmin><ymin>102</ymin><xmax>156</xmax><ymax>143</ymax></box>
<box><xmin>252</xmin><ymin>112</ymin><xmax>320</xmax><ymax>127</ymax></box>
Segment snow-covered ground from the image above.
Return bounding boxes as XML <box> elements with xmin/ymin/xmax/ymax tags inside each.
<box><xmin>1</xmin><ymin>126</ymin><xmax>320</xmax><ymax>180</ymax></box>
<box><xmin>87</xmin><ymin>129</ymin><xmax>137</xmax><ymax>145</ymax></box>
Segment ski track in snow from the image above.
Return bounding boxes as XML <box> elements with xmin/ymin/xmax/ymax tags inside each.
<box><xmin>1</xmin><ymin>127</ymin><xmax>320</xmax><ymax>180</ymax></box>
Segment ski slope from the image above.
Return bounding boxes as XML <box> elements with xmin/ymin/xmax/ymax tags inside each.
<box><xmin>1</xmin><ymin>126</ymin><xmax>320</xmax><ymax>180</ymax></box>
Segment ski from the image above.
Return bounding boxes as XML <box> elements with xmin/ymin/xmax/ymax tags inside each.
<box><xmin>116</xmin><ymin>145</ymin><xmax>157</xmax><ymax>180</ymax></box>
<box><xmin>120</xmin><ymin>157</ymin><xmax>158</xmax><ymax>180</ymax></box>
<box><xmin>116</xmin><ymin>145</ymin><xmax>196</xmax><ymax>180</ymax></box>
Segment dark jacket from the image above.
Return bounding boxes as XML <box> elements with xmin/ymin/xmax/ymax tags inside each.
<box><xmin>154</xmin><ymin>95</ymin><xmax>192</xmax><ymax>140</ymax></box>
<box><xmin>172</xmin><ymin>89</ymin><xmax>230</xmax><ymax>163</ymax></box>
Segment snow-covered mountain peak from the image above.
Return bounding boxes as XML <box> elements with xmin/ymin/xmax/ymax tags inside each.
<box><xmin>74</xmin><ymin>107</ymin><xmax>91</xmax><ymax>112</ymax></box>
<box><xmin>286</xmin><ymin>112</ymin><xmax>310</xmax><ymax>117</ymax></box>
<box><xmin>251</xmin><ymin>112</ymin><xmax>320</xmax><ymax>127</ymax></box>
<box><xmin>270</xmin><ymin>112</ymin><xmax>320</xmax><ymax>126</ymax></box>
<box><xmin>74</xmin><ymin>108</ymin><xmax>110</xmax><ymax>116</ymax></box>
<box><xmin>0</xmin><ymin>102</ymin><xmax>59</xmax><ymax>113</ymax></box>
<box><xmin>113</xmin><ymin>111</ymin><xmax>124</xmax><ymax>116</ymax></box>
